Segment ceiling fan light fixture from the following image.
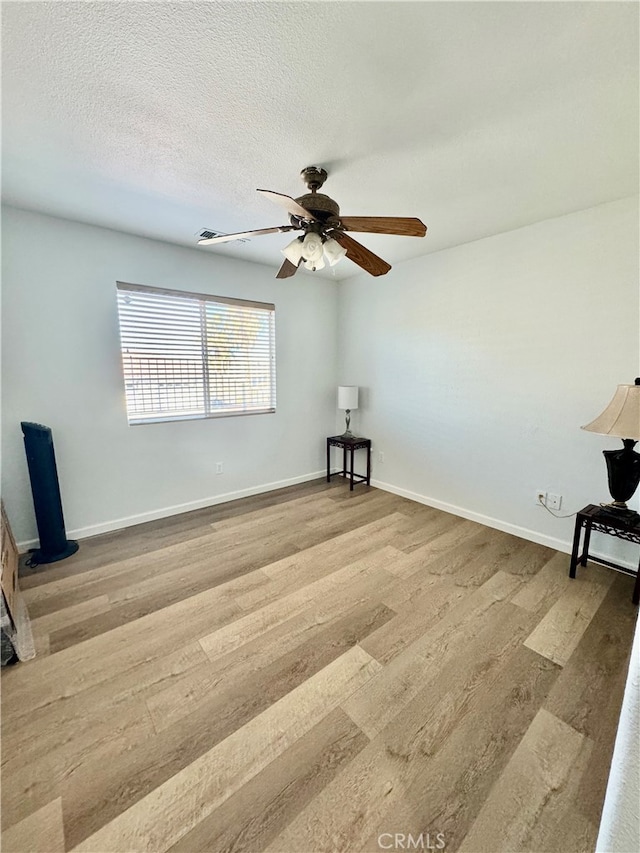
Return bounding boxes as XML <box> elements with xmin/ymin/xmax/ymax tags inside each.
<box><xmin>304</xmin><ymin>256</ymin><xmax>325</xmax><ymax>271</ymax></box>
<box><xmin>323</xmin><ymin>237</ymin><xmax>347</xmax><ymax>266</ymax></box>
<box><xmin>281</xmin><ymin>236</ymin><xmax>304</xmax><ymax>264</ymax></box>
<box><xmin>202</xmin><ymin>168</ymin><xmax>426</xmax><ymax>278</ymax></box>
<box><xmin>301</xmin><ymin>232</ymin><xmax>323</xmax><ymax>263</ymax></box>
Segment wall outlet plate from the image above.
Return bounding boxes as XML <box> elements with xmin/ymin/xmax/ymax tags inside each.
<box><xmin>547</xmin><ymin>493</ymin><xmax>562</xmax><ymax>510</ymax></box>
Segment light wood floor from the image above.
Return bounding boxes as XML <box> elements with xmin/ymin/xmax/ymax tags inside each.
<box><xmin>1</xmin><ymin>481</ymin><xmax>637</xmax><ymax>853</ymax></box>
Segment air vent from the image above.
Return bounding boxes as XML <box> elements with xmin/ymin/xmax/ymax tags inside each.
<box><xmin>197</xmin><ymin>229</ymin><xmax>248</xmax><ymax>243</ymax></box>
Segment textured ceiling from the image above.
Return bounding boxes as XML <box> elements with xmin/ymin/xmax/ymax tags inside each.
<box><xmin>2</xmin><ymin>1</ymin><xmax>638</xmax><ymax>281</ymax></box>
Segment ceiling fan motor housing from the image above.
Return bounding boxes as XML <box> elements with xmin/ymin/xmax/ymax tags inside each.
<box><xmin>291</xmin><ymin>193</ymin><xmax>340</xmax><ymax>226</ymax></box>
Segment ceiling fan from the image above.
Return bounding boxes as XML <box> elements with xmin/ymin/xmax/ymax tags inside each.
<box><xmin>197</xmin><ymin>166</ymin><xmax>427</xmax><ymax>278</ymax></box>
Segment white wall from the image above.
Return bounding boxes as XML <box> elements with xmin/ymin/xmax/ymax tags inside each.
<box><xmin>596</xmin><ymin>615</ymin><xmax>640</xmax><ymax>853</ymax></box>
<box><xmin>3</xmin><ymin>199</ymin><xmax>639</xmax><ymax>562</ymax></box>
<box><xmin>338</xmin><ymin>196</ymin><xmax>640</xmax><ymax>565</ymax></box>
<box><xmin>1</xmin><ymin>207</ymin><xmax>338</xmax><ymax>545</ymax></box>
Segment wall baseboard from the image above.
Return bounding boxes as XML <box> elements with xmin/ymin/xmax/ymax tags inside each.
<box><xmin>17</xmin><ymin>470</ymin><xmax>328</xmax><ymax>551</ymax></box>
<box><xmin>371</xmin><ymin>478</ymin><xmax>638</xmax><ymax>572</ymax></box>
<box><xmin>18</xmin><ymin>471</ymin><xmax>637</xmax><ymax>574</ymax></box>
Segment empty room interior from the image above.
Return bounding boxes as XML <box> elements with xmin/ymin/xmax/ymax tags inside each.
<box><xmin>1</xmin><ymin>2</ymin><xmax>639</xmax><ymax>853</ymax></box>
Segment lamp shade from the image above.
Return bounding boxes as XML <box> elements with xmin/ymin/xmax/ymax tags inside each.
<box><xmin>302</xmin><ymin>232</ymin><xmax>323</xmax><ymax>263</ymax></box>
<box><xmin>338</xmin><ymin>385</ymin><xmax>359</xmax><ymax>410</ymax></box>
<box><xmin>581</xmin><ymin>381</ymin><xmax>640</xmax><ymax>440</ymax></box>
<box><xmin>281</xmin><ymin>237</ymin><xmax>304</xmax><ymax>264</ymax></box>
<box><xmin>323</xmin><ymin>238</ymin><xmax>348</xmax><ymax>266</ymax></box>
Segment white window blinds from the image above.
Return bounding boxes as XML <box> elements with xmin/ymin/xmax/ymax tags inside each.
<box><xmin>116</xmin><ymin>282</ymin><xmax>276</xmax><ymax>425</ymax></box>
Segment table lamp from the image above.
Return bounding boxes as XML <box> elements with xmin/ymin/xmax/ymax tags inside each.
<box><xmin>581</xmin><ymin>378</ymin><xmax>640</xmax><ymax>515</ymax></box>
<box><xmin>338</xmin><ymin>385</ymin><xmax>359</xmax><ymax>438</ymax></box>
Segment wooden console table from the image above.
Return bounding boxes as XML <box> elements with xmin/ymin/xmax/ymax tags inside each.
<box><xmin>569</xmin><ymin>504</ymin><xmax>640</xmax><ymax>605</ymax></box>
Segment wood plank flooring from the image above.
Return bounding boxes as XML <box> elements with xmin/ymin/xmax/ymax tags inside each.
<box><xmin>1</xmin><ymin>480</ymin><xmax>637</xmax><ymax>853</ymax></box>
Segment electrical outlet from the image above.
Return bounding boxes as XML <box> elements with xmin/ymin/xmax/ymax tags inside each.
<box><xmin>378</xmin><ymin>451</ymin><xmax>385</xmax><ymax>463</ymax></box>
<box><xmin>547</xmin><ymin>493</ymin><xmax>562</xmax><ymax>510</ymax></box>
<box><xmin>216</xmin><ymin>462</ymin><xmax>224</xmax><ymax>474</ymax></box>
<box><xmin>536</xmin><ymin>491</ymin><xmax>547</xmax><ymax>506</ymax></box>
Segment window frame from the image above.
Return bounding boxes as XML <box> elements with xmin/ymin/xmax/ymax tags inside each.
<box><xmin>116</xmin><ymin>281</ymin><xmax>276</xmax><ymax>426</ymax></box>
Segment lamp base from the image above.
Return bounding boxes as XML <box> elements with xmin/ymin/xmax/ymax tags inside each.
<box><xmin>603</xmin><ymin>440</ymin><xmax>640</xmax><ymax>502</ymax></box>
<box><xmin>340</xmin><ymin>408</ymin><xmax>356</xmax><ymax>440</ymax></box>
<box><xmin>598</xmin><ymin>501</ymin><xmax>639</xmax><ymax>519</ymax></box>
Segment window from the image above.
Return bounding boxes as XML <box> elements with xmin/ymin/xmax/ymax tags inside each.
<box><xmin>116</xmin><ymin>282</ymin><xmax>276</xmax><ymax>425</ymax></box>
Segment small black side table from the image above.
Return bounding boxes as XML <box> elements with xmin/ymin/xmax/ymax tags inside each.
<box><xmin>569</xmin><ymin>504</ymin><xmax>640</xmax><ymax>605</ymax></box>
<box><xmin>326</xmin><ymin>435</ymin><xmax>371</xmax><ymax>491</ymax></box>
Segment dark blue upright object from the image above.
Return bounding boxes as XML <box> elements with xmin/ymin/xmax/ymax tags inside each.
<box><xmin>21</xmin><ymin>422</ymin><xmax>79</xmax><ymax>566</ymax></box>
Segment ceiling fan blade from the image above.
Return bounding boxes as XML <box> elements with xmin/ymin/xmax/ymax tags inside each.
<box><xmin>340</xmin><ymin>217</ymin><xmax>427</xmax><ymax>237</ymax></box>
<box><xmin>257</xmin><ymin>189</ymin><xmax>316</xmax><ymax>220</ymax></box>
<box><xmin>330</xmin><ymin>231</ymin><xmax>392</xmax><ymax>277</ymax></box>
<box><xmin>198</xmin><ymin>225</ymin><xmax>296</xmax><ymax>245</ymax></box>
<box><xmin>275</xmin><ymin>258</ymin><xmax>302</xmax><ymax>279</ymax></box>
